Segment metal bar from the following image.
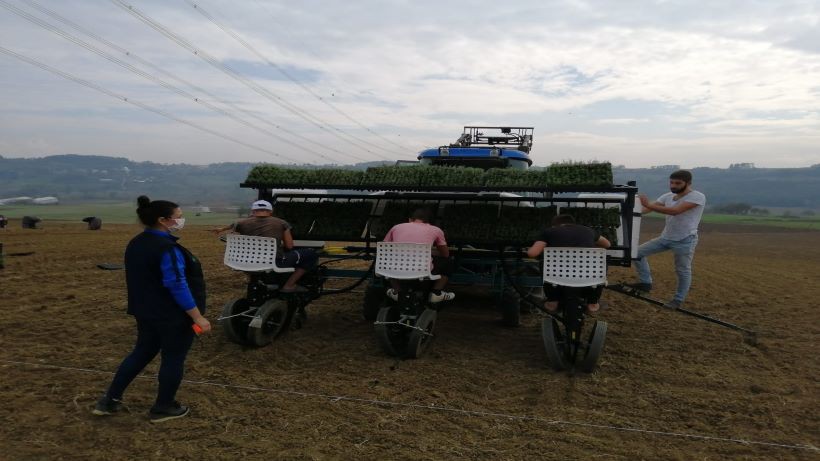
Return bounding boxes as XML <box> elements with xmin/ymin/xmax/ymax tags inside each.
<box><xmin>605</xmin><ymin>284</ymin><xmax>757</xmax><ymax>336</ymax></box>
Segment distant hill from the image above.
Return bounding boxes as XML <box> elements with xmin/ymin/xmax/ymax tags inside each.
<box><xmin>1</xmin><ymin>155</ymin><xmax>818</xmax><ymax>209</ymax></box>
<box><xmin>614</xmin><ymin>165</ymin><xmax>820</xmax><ymax>209</ymax></box>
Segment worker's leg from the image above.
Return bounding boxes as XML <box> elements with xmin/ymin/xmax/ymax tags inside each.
<box><xmin>633</xmin><ymin>237</ymin><xmax>671</xmax><ymax>286</ymax></box>
<box><xmin>670</xmin><ymin>235</ymin><xmax>698</xmax><ymax>303</ymax></box>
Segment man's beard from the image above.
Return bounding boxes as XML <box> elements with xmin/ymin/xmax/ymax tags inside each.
<box><xmin>670</xmin><ymin>186</ymin><xmax>684</xmax><ymax>193</ymax></box>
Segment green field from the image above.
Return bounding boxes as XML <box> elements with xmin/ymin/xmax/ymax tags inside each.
<box><xmin>0</xmin><ymin>203</ymin><xmax>240</xmax><ymax>226</ymax></box>
<box><xmin>700</xmin><ymin>213</ymin><xmax>820</xmax><ymax>230</ymax></box>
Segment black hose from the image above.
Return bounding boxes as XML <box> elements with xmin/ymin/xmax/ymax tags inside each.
<box><xmin>499</xmin><ymin>254</ymin><xmax>551</xmax><ymax>314</ymax></box>
<box><xmin>318</xmin><ymin>259</ymin><xmax>375</xmax><ymax>295</ymax></box>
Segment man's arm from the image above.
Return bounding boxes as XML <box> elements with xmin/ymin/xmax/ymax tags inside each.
<box><xmin>210</xmin><ymin>223</ymin><xmax>234</xmax><ymax>234</ymax></box>
<box><xmin>435</xmin><ymin>244</ymin><xmax>450</xmax><ymax>258</ymax></box>
<box><xmin>282</xmin><ymin>228</ymin><xmax>294</xmax><ymax>250</ymax></box>
<box><xmin>527</xmin><ymin>241</ymin><xmax>547</xmax><ymax>258</ymax></box>
<box><xmin>639</xmin><ymin>194</ymin><xmax>699</xmax><ymax>216</ymax></box>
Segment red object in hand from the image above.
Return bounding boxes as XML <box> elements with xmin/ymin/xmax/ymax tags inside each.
<box><xmin>192</xmin><ymin>324</ymin><xmax>203</xmax><ymax>335</ymax></box>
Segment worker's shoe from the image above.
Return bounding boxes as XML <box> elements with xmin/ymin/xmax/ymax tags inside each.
<box><xmin>429</xmin><ymin>291</ymin><xmax>455</xmax><ymax>303</ymax></box>
<box><xmin>92</xmin><ymin>395</ymin><xmax>124</xmax><ymax>416</ymax></box>
<box><xmin>664</xmin><ymin>299</ymin><xmax>683</xmax><ymax>309</ymax></box>
<box><xmin>149</xmin><ymin>401</ymin><xmax>190</xmax><ymax>423</ymax></box>
<box><xmin>625</xmin><ymin>282</ymin><xmax>652</xmax><ymax>292</ymax></box>
<box><xmin>386</xmin><ymin>288</ymin><xmax>399</xmax><ymax>302</ymax></box>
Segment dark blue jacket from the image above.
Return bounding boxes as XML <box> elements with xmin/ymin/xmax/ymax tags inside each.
<box><xmin>124</xmin><ymin>230</ymin><xmax>206</xmax><ymax>324</ymax></box>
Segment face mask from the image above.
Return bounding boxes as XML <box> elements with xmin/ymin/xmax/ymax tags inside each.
<box><xmin>166</xmin><ymin>217</ymin><xmax>185</xmax><ymax>232</ymax></box>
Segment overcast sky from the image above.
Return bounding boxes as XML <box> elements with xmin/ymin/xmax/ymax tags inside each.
<box><xmin>1</xmin><ymin>0</ymin><xmax>819</xmax><ymax>167</ymax></box>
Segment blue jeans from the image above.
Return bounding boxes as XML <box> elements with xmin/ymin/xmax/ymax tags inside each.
<box><xmin>106</xmin><ymin>318</ymin><xmax>195</xmax><ymax>406</ymax></box>
<box><xmin>633</xmin><ymin>234</ymin><xmax>698</xmax><ymax>302</ymax></box>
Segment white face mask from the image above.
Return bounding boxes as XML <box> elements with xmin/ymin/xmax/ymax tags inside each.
<box><xmin>167</xmin><ymin>217</ymin><xmax>185</xmax><ymax>232</ymax></box>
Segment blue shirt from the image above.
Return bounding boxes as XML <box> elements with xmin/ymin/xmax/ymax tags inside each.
<box><xmin>145</xmin><ymin>229</ymin><xmax>197</xmax><ymax>311</ymax></box>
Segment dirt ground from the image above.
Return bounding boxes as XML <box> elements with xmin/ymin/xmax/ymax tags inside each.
<box><xmin>0</xmin><ymin>219</ymin><xmax>818</xmax><ymax>460</ymax></box>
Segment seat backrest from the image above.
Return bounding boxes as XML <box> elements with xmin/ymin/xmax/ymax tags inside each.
<box><xmin>542</xmin><ymin>247</ymin><xmax>607</xmax><ymax>287</ymax></box>
<box><xmin>375</xmin><ymin>242</ymin><xmax>433</xmax><ymax>280</ymax></box>
<box><xmin>223</xmin><ymin>234</ymin><xmax>293</xmax><ymax>273</ymax></box>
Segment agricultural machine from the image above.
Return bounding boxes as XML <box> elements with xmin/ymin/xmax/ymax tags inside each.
<box><xmin>221</xmin><ymin>126</ymin><xmax>646</xmax><ymax>370</ymax></box>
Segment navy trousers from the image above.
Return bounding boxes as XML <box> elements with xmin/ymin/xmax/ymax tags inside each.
<box><xmin>106</xmin><ymin>318</ymin><xmax>195</xmax><ymax>406</ymax></box>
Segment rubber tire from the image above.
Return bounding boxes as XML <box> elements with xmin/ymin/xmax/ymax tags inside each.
<box><xmin>221</xmin><ymin>298</ymin><xmax>252</xmax><ymax>345</ymax></box>
<box><xmin>578</xmin><ymin>320</ymin><xmax>607</xmax><ymax>373</ymax></box>
<box><xmin>247</xmin><ymin>299</ymin><xmax>289</xmax><ymax>347</ymax></box>
<box><xmin>406</xmin><ymin>309</ymin><xmax>437</xmax><ymax>359</ymax></box>
<box><xmin>500</xmin><ymin>288</ymin><xmax>521</xmax><ymax>327</ymax></box>
<box><xmin>541</xmin><ymin>317</ymin><xmax>567</xmax><ymax>371</ymax></box>
<box><xmin>375</xmin><ymin>305</ymin><xmax>404</xmax><ymax>356</ymax></box>
<box><xmin>363</xmin><ymin>283</ymin><xmax>385</xmax><ymax>321</ymax></box>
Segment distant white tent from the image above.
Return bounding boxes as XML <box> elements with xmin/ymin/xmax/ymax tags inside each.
<box><xmin>32</xmin><ymin>197</ymin><xmax>59</xmax><ymax>205</ymax></box>
<box><xmin>0</xmin><ymin>196</ymin><xmax>33</xmax><ymax>205</ymax></box>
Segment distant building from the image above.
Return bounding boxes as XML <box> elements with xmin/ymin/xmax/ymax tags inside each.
<box><xmin>189</xmin><ymin>206</ymin><xmax>211</xmax><ymax>213</ymax></box>
<box><xmin>650</xmin><ymin>164</ymin><xmax>681</xmax><ymax>170</ymax></box>
<box><xmin>729</xmin><ymin>163</ymin><xmax>756</xmax><ymax>169</ymax></box>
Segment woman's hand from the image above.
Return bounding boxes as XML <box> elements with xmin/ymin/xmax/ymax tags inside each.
<box><xmin>194</xmin><ymin>316</ymin><xmax>212</xmax><ymax>333</ymax></box>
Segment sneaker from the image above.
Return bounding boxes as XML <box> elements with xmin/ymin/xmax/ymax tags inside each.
<box><xmin>429</xmin><ymin>291</ymin><xmax>455</xmax><ymax>303</ymax></box>
<box><xmin>664</xmin><ymin>299</ymin><xmax>683</xmax><ymax>309</ymax></box>
<box><xmin>149</xmin><ymin>401</ymin><xmax>190</xmax><ymax>423</ymax></box>
<box><xmin>625</xmin><ymin>282</ymin><xmax>652</xmax><ymax>292</ymax></box>
<box><xmin>386</xmin><ymin>288</ymin><xmax>398</xmax><ymax>302</ymax></box>
<box><xmin>92</xmin><ymin>395</ymin><xmax>124</xmax><ymax>416</ymax></box>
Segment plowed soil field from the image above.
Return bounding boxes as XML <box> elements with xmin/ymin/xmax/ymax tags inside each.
<box><xmin>1</xmin><ymin>219</ymin><xmax>818</xmax><ymax>460</ymax></box>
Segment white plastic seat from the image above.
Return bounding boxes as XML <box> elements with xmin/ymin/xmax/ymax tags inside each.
<box><xmin>542</xmin><ymin>247</ymin><xmax>607</xmax><ymax>287</ymax></box>
<box><xmin>375</xmin><ymin>242</ymin><xmax>441</xmax><ymax>280</ymax></box>
<box><xmin>223</xmin><ymin>234</ymin><xmax>295</xmax><ymax>273</ymax></box>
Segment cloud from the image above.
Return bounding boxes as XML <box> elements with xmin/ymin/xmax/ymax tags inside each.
<box><xmin>1</xmin><ymin>0</ymin><xmax>819</xmax><ymax>166</ymax></box>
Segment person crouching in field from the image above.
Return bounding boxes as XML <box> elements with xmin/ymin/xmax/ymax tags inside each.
<box><xmin>212</xmin><ymin>200</ymin><xmax>317</xmax><ymax>293</ymax></box>
<box><xmin>93</xmin><ymin>196</ymin><xmax>211</xmax><ymax>423</ymax></box>
<box><xmin>527</xmin><ymin>214</ymin><xmax>611</xmax><ymax>313</ymax></box>
<box><xmin>628</xmin><ymin>170</ymin><xmax>706</xmax><ymax>309</ymax></box>
<box><xmin>382</xmin><ymin>207</ymin><xmax>455</xmax><ymax>303</ymax></box>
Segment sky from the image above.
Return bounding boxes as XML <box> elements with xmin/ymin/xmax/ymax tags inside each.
<box><xmin>1</xmin><ymin>0</ymin><xmax>819</xmax><ymax>168</ymax></box>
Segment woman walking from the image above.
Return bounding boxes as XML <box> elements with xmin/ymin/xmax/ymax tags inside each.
<box><xmin>93</xmin><ymin>196</ymin><xmax>211</xmax><ymax>423</ymax></box>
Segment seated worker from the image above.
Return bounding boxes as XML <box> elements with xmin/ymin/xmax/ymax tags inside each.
<box><xmin>212</xmin><ymin>200</ymin><xmax>318</xmax><ymax>293</ymax></box>
<box><xmin>526</xmin><ymin>214</ymin><xmax>611</xmax><ymax>313</ymax></box>
<box><xmin>383</xmin><ymin>207</ymin><xmax>454</xmax><ymax>303</ymax></box>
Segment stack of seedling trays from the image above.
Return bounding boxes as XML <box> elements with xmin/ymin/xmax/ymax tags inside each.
<box><xmin>273</xmin><ymin>200</ymin><xmax>373</xmax><ymax>241</ymax></box>
<box><xmin>244</xmin><ymin>162</ymin><xmax>614</xmax><ymax>192</ymax></box>
<box><xmin>559</xmin><ymin>206</ymin><xmax>621</xmax><ymax>245</ymax></box>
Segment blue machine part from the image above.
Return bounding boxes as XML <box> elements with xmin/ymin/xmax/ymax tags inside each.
<box><xmin>417</xmin><ymin>147</ymin><xmax>532</xmax><ymax>166</ymax></box>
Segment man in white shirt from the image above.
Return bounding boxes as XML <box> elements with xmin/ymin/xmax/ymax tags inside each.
<box><xmin>630</xmin><ymin>170</ymin><xmax>706</xmax><ymax>308</ymax></box>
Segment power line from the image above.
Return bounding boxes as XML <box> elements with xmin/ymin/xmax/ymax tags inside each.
<box><xmin>247</xmin><ymin>0</ymin><xmax>417</xmax><ymax>153</ymax></box>
<box><xmin>22</xmin><ymin>0</ymin><xmax>374</xmax><ymax>163</ymax></box>
<box><xmin>183</xmin><ymin>0</ymin><xmax>411</xmax><ymax>156</ymax></box>
<box><xmin>111</xmin><ymin>0</ymin><xmax>396</xmax><ymax>162</ymax></box>
<box><xmin>3</xmin><ymin>359</ymin><xmax>818</xmax><ymax>453</ymax></box>
<box><xmin>0</xmin><ymin>45</ymin><xmax>302</xmax><ymax>163</ymax></box>
<box><xmin>1</xmin><ymin>0</ymin><xmax>348</xmax><ymax>165</ymax></box>
<box><xmin>13</xmin><ymin>0</ymin><xmax>366</xmax><ymax>163</ymax></box>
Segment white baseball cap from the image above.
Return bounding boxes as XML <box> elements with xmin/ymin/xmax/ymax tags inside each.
<box><xmin>251</xmin><ymin>200</ymin><xmax>273</xmax><ymax>211</ymax></box>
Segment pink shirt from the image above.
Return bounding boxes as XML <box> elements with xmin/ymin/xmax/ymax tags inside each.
<box><xmin>383</xmin><ymin>222</ymin><xmax>447</xmax><ymax>247</ymax></box>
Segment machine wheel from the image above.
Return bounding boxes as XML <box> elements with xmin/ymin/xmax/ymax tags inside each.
<box><xmin>578</xmin><ymin>320</ymin><xmax>607</xmax><ymax>373</ymax></box>
<box><xmin>541</xmin><ymin>317</ymin><xmax>567</xmax><ymax>371</ymax></box>
<box><xmin>362</xmin><ymin>282</ymin><xmax>385</xmax><ymax>321</ymax></box>
<box><xmin>247</xmin><ymin>299</ymin><xmax>289</xmax><ymax>347</ymax></box>
<box><xmin>375</xmin><ymin>305</ymin><xmax>407</xmax><ymax>356</ymax></box>
<box><xmin>406</xmin><ymin>309</ymin><xmax>437</xmax><ymax>359</ymax></box>
<box><xmin>220</xmin><ymin>298</ymin><xmax>253</xmax><ymax>345</ymax></box>
<box><xmin>500</xmin><ymin>288</ymin><xmax>521</xmax><ymax>327</ymax></box>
